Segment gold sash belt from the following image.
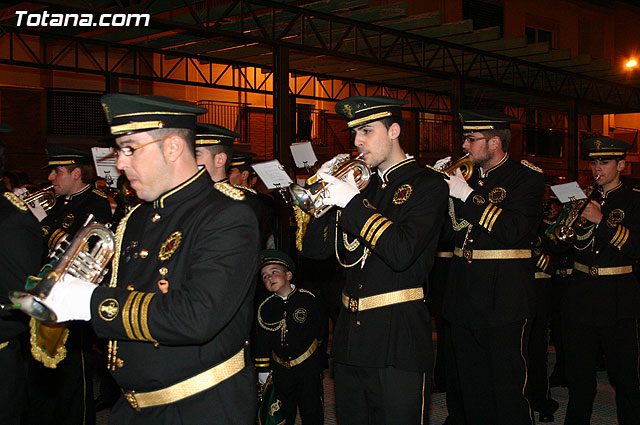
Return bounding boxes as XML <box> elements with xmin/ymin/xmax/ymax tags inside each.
<box><xmin>435</xmin><ymin>251</ymin><xmax>453</xmax><ymax>258</ymax></box>
<box><xmin>453</xmin><ymin>247</ymin><xmax>531</xmax><ymax>260</ymax></box>
<box><xmin>342</xmin><ymin>287</ymin><xmax>424</xmax><ymax>313</ymax></box>
<box><xmin>535</xmin><ymin>269</ymin><xmax>573</xmax><ymax>279</ymax></box>
<box><xmin>272</xmin><ymin>338</ymin><xmax>319</xmax><ymax>369</ymax></box>
<box><xmin>122</xmin><ymin>347</ymin><xmax>245</xmax><ymax>410</ymax></box>
<box><xmin>573</xmin><ymin>261</ymin><xmax>633</xmax><ymax>277</ymax></box>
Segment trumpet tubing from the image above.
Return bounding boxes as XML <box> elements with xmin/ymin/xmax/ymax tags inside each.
<box><xmin>553</xmin><ymin>175</ymin><xmax>601</xmax><ymax>243</ymax></box>
<box><xmin>288</xmin><ymin>154</ymin><xmax>372</xmax><ymax>218</ymax></box>
<box><xmin>23</xmin><ymin>185</ymin><xmax>56</xmax><ymax>211</ymax></box>
<box><xmin>439</xmin><ymin>154</ymin><xmax>474</xmax><ymax>181</ymax></box>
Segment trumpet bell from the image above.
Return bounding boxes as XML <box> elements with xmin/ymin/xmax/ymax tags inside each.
<box><xmin>23</xmin><ymin>185</ymin><xmax>56</xmax><ymax>211</ymax></box>
<box><xmin>9</xmin><ymin>217</ymin><xmax>115</xmax><ymax>322</ymax></box>
<box><xmin>439</xmin><ymin>155</ymin><xmax>474</xmax><ymax>181</ymax></box>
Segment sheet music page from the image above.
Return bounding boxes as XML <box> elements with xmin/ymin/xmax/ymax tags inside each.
<box><xmin>551</xmin><ymin>181</ymin><xmax>587</xmax><ymax>203</ymax></box>
<box><xmin>289</xmin><ymin>142</ymin><xmax>318</xmax><ymax>168</ymax></box>
<box><xmin>91</xmin><ymin>147</ymin><xmax>119</xmax><ymax>188</ymax></box>
<box><xmin>251</xmin><ymin>160</ymin><xmax>293</xmax><ymax>190</ymax></box>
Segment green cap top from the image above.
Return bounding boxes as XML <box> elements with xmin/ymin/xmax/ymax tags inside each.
<box><xmin>45</xmin><ymin>144</ymin><xmax>93</xmax><ymax>167</ymax></box>
<box><xmin>101</xmin><ymin>93</ymin><xmax>207</xmax><ymax>136</ymax></box>
<box><xmin>195</xmin><ymin>123</ymin><xmax>239</xmax><ymax>147</ymax></box>
<box><xmin>582</xmin><ymin>136</ymin><xmax>631</xmax><ymax>160</ymax></box>
<box><xmin>260</xmin><ymin>249</ymin><xmax>295</xmax><ymax>273</ymax></box>
<box><xmin>335</xmin><ymin>96</ymin><xmax>407</xmax><ymax>128</ymax></box>
<box><xmin>458</xmin><ymin>110</ymin><xmax>518</xmax><ymax>131</ymax></box>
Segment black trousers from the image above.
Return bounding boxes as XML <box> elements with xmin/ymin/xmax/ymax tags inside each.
<box><xmin>273</xmin><ymin>367</ymin><xmax>324</xmax><ymax>425</ymax></box>
<box><xmin>450</xmin><ymin>320</ymin><xmax>534</xmax><ymax>425</ymax></box>
<box><xmin>334</xmin><ymin>362</ymin><xmax>429</xmax><ymax>425</ymax></box>
<box><xmin>563</xmin><ymin>318</ymin><xmax>640</xmax><ymax>425</ymax></box>
<box><xmin>0</xmin><ymin>338</ymin><xmax>27</xmax><ymax>425</ymax></box>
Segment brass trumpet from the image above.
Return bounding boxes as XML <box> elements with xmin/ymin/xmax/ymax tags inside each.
<box><xmin>554</xmin><ymin>175</ymin><xmax>600</xmax><ymax>243</ymax></box>
<box><xmin>8</xmin><ymin>215</ymin><xmax>115</xmax><ymax>321</ymax></box>
<box><xmin>438</xmin><ymin>154</ymin><xmax>474</xmax><ymax>181</ymax></box>
<box><xmin>23</xmin><ymin>185</ymin><xmax>56</xmax><ymax>211</ymax></box>
<box><xmin>289</xmin><ymin>154</ymin><xmax>372</xmax><ymax>218</ymax></box>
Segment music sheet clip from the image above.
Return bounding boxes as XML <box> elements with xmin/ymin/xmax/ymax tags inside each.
<box><xmin>251</xmin><ymin>160</ymin><xmax>293</xmax><ymax>190</ymax></box>
<box><xmin>550</xmin><ymin>181</ymin><xmax>587</xmax><ymax>204</ymax></box>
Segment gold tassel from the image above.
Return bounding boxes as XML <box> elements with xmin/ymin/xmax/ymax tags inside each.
<box><xmin>29</xmin><ymin>318</ymin><xmax>69</xmax><ymax>368</ymax></box>
<box><xmin>294</xmin><ymin>206</ymin><xmax>311</xmax><ymax>251</ymax></box>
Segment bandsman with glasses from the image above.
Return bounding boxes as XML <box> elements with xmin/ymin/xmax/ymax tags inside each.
<box><xmin>35</xmin><ymin>94</ymin><xmax>260</xmax><ymax>425</ymax></box>
<box><xmin>439</xmin><ymin>111</ymin><xmax>544</xmax><ymax>425</ymax></box>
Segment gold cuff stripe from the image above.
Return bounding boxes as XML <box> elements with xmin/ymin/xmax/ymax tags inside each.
<box><xmin>254</xmin><ymin>357</ymin><xmax>270</xmax><ymax>362</ymax></box>
<box><xmin>130</xmin><ymin>292</ymin><xmax>145</xmax><ymax>340</ymax></box>
<box><xmin>611</xmin><ymin>225</ymin><xmax>629</xmax><ymax>249</ymax></box>
<box><xmin>479</xmin><ymin>205</ymin><xmax>496</xmax><ymax>228</ymax></box>
<box><xmin>536</xmin><ymin>254</ymin><xmax>549</xmax><ymax>271</ymax></box>
<box><xmin>616</xmin><ymin>228</ymin><xmax>630</xmax><ymax>249</ymax></box>
<box><xmin>272</xmin><ymin>339</ymin><xmax>319</xmax><ymax>368</ymax></box>
<box><xmin>140</xmin><ymin>293</ymin><xmax>156</xmax><ymax>342</ymax></box>
<box><xmin>611</xmin><ymin>226</ymin><xmax>624</xmax><ymax>246</ymax></box>
<box><xmin>347</xmin><ymin>111</ymin><xmax>393</xmax><ymax>128</ymax></box>
<box><xmin>486</xmin><ymin>207</ymin><xmax>502</xmax><ymax>232</ymax></box>
<box><xmin>122</xmin><ymin>347</ymin><xmax>245</xmax><ymax>409</ymax></box>
<box><xmin>364</xmin><ymin>216</ymin><xmax>387</xmax><ymax>243</ymax></box>
<box><xmin>370</xmin><ymin>220</ymin><xmax>392</xmax><ymax>248</ymax></box>
<box><xmin>360</xmin><ymin>213</ymin><xmax>382</xmax><ymax>238</ymax></box>
<box><xmin>110</xmin><ymin>121</ymin><xmax>165</xmax><ymax>135</ymax></box>
<box><xmin>255</xmin><ymin>362</ymin><xmax>270</xmax><ymax>368</ymax></box>
<box><xmin>122</xmin><ymin>291</ymin><xmax>139</xmax><ymax>340</ymax></box>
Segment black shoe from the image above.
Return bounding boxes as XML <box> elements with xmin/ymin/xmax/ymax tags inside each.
<box><xmin>538</xmin><ymin>413</ymin><xmax>555</xmax><ymax>422</ymax></box>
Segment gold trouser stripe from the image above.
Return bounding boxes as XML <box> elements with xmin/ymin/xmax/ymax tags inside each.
<box><xmin>453</xmin><ymin>247</ymin><xmax>531</xmax><ymax>260</ymax></box>
<box><xmin>435</xmin><ymin>251</ymin><xmax>454</xmax><ymax>258</ymax></box>
<box><xmin>123</xmin><ymin>347</ymin><xmax>245</xmax><ymax>409</ymax></box>
<box><xmin>341</xmin><ymin>287</ymin><xmax>424</xmax><ymax>312</ymax></box>
<box><xmin>573</xmin><ymin>261</ymin><xmax>633</xmax><ymax>276</ymax></box>
<box><xmin>272</xmin><ymin>339</ymin><xmax>319</xmax><ymax>369</ymax></box>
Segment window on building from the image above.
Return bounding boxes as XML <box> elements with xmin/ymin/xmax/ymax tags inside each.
<box><xmin>525</xmin><ymin>26</ymin><xmax>554</xmax><ymax>47</ymax></box>
<box><xmin>463</xmin><ymin>0</ymin><xmax>504</xmax><ymax>36</ymax></box>
<box><xmin>523</xmin><ymin>109</ymin><xmax>565</xmax><ymax>157</ymax></box>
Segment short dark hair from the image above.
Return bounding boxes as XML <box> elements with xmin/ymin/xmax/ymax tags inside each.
<box><xmin>62</xmin><ymin>164</ymin><xmax>95</xmax><ymax>184</ymax></box>
<box><xmin>379</xmin><ymin>116</ymin><xmax>405</xmax><ymax>142</ymax></box>
<box><xmin>203</xmin><ymin>145</ymin><xmax>233</xmax><ymax>170</ymax></box>
<box><xmin>482</xmin><ymin>129</ymin><xmax>511</xmax><ymax>151</ymax></box>
<box><xmin>148</xmin><ymin>128</ymin><xmax>196</xmax><ymax>157</ymax></box>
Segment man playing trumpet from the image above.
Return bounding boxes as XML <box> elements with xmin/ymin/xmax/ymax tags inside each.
<box><xmin>300</xmin><ymin>96</ymin><xmax>448</xmax><ymax>424</ymax></box>
<box><xmin>439</xmin><ymin>111</ymin><xmax>544</xmax><ymax>425</ymax></box>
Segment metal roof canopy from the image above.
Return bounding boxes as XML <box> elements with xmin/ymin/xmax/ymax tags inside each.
<box><xmin>1</xmin><ymin>0</ymin><xmax>639</xmax><ymax>116</ymax></box>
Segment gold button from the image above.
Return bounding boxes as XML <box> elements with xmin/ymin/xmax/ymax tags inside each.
<box><xmin>356</xmin><ymin>320</ymin><xmax>361</xmax><ymax>326</ymax></box>
<box><xmin>152</xmin><ymin>213</ymin><xmax>161</xmax><ymax>223</ymax></box>
<box><xmin>153</xmin><ymin>342</ymin><xmax>159</xmax><ymax>348</ymax></box>
<box><xmin>126</xmin><ymin>285</ymin><xmax>135</xmax><ymax>291</ymax></box>
<box><xmin>140</xmin><ymin>250</ymin><xmax>149</xmax><ymax>258</ymax></box>
<box><xmin>116</xmin><ymin>358</ymin><xmax>124</xmax><ymax>368</ymax></box>
<box><xmin>358</xmin><ymin>283</ymin><xmax>363</xmax><ymax>290</ymax></box>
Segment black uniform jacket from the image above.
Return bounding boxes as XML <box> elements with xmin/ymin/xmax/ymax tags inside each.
<box><xmin>89</xmin><ymin>170</ymin><xmax>259</xmax><ymax>421</ymax></box>
<box><xmin>443</xmin><ymin>156</ymin><xmax>545</xmax><ymax>329</ymax></box>
<box><xmin>564</xmin><ymin>184</ymin><xmax>640</xmax><ymax>326</ymax></box>
<box><xmin>302</xmin><ymin>158</ymin><xmax>448</xmax><ymax>371</ymax></box>
<box><xmin>40</xmin><ymin>184</ymin><xmax>112</xmax><ymax>251</ymax></box>
<box><xmin>0</xmin><ymin>185</ymin><xmax>43</xmax><ymax>341</ymax></box>
<box><xmin>254</xmin><ymin>287</ymin><xmax>327</xmax><ymax>374</ymax></box>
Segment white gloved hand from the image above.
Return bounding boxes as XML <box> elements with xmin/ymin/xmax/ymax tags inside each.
<box><xmin>447</xmin><ymin>169</ymin><xmax>474</xmax><ymax>202</ymax></box>
<box><xmin>258</xmin><ymin>372</ymin><xmax>270</xmax><ymax>385</ymax></box>
<box><xmin>318</xmin><ymin>153</ymin><xmax>351</xmax><ymax>175</ymax></box>
<box><xmin>319</xmin><ymin>170</ymin><xmax>360</xmax><ymax>208</ymax></box>
<box><xmin>433</xmin><ymin>156</ymin><xmax>452</xmax><ymax>170</ymax></box>
<box><xmin>14</xmin><ymin>187</ymin><xmax>47</xmax><ymax>221</ymax></box>
<box><xmin>42</xmin><ymin>275</ymin><xmax>97</xmax><ymax>322</ymax></box>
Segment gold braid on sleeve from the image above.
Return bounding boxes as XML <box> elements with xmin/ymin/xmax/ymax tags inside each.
<box><xmin>294</xmin><ymin>206</ymin><xmax>311</xmax><ymax>251</ymax></box>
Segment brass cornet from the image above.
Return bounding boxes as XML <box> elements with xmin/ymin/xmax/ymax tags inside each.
<box><xmin>438</xmin><ymin>154</ymin><xmax>474</xmax><ymax>181</ymax></box>
<box><xmin>23</xmin><ymin>185</ymin><xmax>56</xmax><ymax>211</ymax></box>
<box><xmin>554</xmin><ymin>175</ymin><xmax>601</xmax><ymax>243</ymax></box>
<box><xmin>8</xmin><ymin>215</ymin><xmax>115</xmax><ymax>322</ymax></box>
<box><xmin>288</xmin><ymin>154</ymin><xmax>372</xmax><ymax>218</ymax></box>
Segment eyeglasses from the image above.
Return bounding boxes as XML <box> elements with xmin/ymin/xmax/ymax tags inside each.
<box><xmin>463</xmin><ymin>136</ymin><xmax>488</xmax><ymax>143</ymax></box>
<box><xmin>115</xmin><ymin>136</ymin><xmax>169</xmax><ymax>157</ymax></box>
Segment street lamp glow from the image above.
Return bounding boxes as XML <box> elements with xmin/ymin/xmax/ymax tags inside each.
<box><xmin>626</xmin><ymin>59</ymin><xmax>638</xmax><ymax>68</ymax></box>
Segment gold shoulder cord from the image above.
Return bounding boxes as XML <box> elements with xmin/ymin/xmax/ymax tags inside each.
<box><xmin>449</xmin><ymin>198</ymin><xmax>470</xmax><ymax>231</ymax></box>
<box><xmin>334</xmin><ymin>210</ymin><xmax>369</xmax><ymax>268</ymax></box>
<box><xmin>257</xmin><ymin>297</ymin><xmax>287</xmax><ymax>345</ymax></box>
<box><xmin>107</xmin><ymin>204</ymin><xmax>141</xmax><ymax>371</ymax></box>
